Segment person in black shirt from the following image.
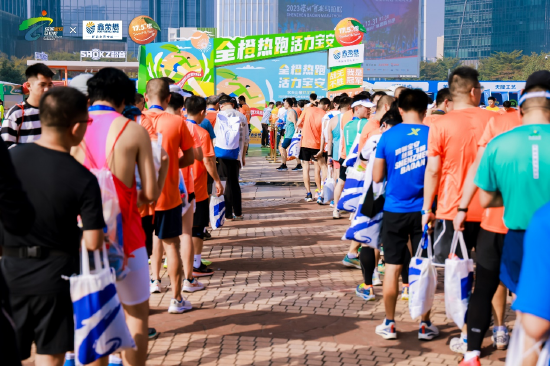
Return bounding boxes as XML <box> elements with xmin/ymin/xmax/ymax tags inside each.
<box><xmin>0</xmin><ymin>137</ymin><xmax>35</xmax><ymax>366</ymax></box>
<box><xmin>1</xmin><ymin>87</ymin><xmax>105</xmax><ymax>365</ymax></box>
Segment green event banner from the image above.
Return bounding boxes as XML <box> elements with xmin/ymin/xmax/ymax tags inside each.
<box><xmin>213</xmin><ymin>31</ymin><xmax>340</xmax><ymax>66</ymax></box>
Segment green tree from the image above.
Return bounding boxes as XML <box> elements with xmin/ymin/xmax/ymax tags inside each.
<box><xmin>520</xmin><ymin>52</ymin><xmax>550</xmax><ymax>80</ymax></box>
<box><xmin>477</xmin><ymin>50</ymin><xmax>525</xmax><ymax>80</ymax></box>
<box><xmin>0</xmin><ymin>59</ymin><xmax>25</xmax><ymax>84</ymax></box>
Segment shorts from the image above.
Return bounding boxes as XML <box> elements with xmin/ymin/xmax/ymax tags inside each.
<box><xmin>299</xmin><ymin>147</ymin><xmax>319</xmax><ymax>162</ymax></box>
<box><xmin>381</xmin><ymin>211</ymin><xmax>423</xmax><ymax>265</ymax></box>
<box><xmin>433</xmin><ymin>219</ymin><xmax>480</xmax><ymax>265</ymax></box>
<box><xmin>475</xmin><ymin>228</ymin><xmax>505</xmax><ymax>272</ymax></box>
<box><xmin>115</xmin><ymin>247</ymin><xmax>150</xmax><ymax>305</ymax></box>
<box><xmin>339</xmin><ymin>158</ymin><xmax>348</xmax><ymax>181</ymax></box>
<box><xmin>142</xmin><ymin>215</ymin><xmax>154</xmax><ymax>257</ymax></box>
<box><xmin>154</xmin><ymin>204</ymin><xmax>183</xmax><ymax>239</ymax></box>
<box><xmin>10</xmin><ymin>292</ymin><xmax>74</xmax><ymax>358</ymax></box>
<box><xmin>501</xmin><ymin>229</ymin><xmax>525</xmax><ymax>294</ymax></box>
<box><xmin>193</xmin><ymin>199</ymin><xmax>210</xmax><ymax>234</ymax></box>
<box><xmin>281</xmin><ymin>138</ymin><xmax>292</xmax><ymax>149</ymax></box>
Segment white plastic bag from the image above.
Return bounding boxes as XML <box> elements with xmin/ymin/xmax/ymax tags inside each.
<box><xmin>336</xmin><ymin>166</ymin><xmax>366</xmax><ymax>212</ymax></box>
<box><xmin>409</xmin><ymin>232</ymin><xmax>437</xmax><ymax>320</ymax></box>
<box><xmin>344</xmin><ymin>211</ymin><xmax>383</xmax><ymax>248</ymax></box>
<box><xmin>136</xmin><ymin>133</ymin><xmax>162</xmax><ymax>191</ymax></box>
<box><xmin>70</xmin><ymin>242</ymin><xmax>135</xmax><ymax>365</ymax></box>
<box><xmin>444</xmin><ymin>231</ymin><xmax>474</xmax><ymax>329</ymax></box>
<box><xmin>210</xmin><ymin>193</ymin><xmax>226</xmax><ymax>230</ymax></box>
<box><xmin>321</xmin><ymin>167</ymin><xmax>335</xmax><ymax>204</ymax></box>
<box><xmin>287</xmin><ymin>129</ymin><xmax>302</xmax><ymax>159</ymax></box>
<box><xmin>506</xmin><ymin>313</ymin><xmax>550</xmax><ymax>366</ymax></box>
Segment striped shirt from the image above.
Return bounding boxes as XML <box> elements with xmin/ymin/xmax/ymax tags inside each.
<box><xmin>1</xmin><ymin>102</ymin><xmax>41</xmax><ymax>148</ymax></box>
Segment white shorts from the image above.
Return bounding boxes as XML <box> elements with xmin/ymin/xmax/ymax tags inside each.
<box><xmin>115</xmin><ymin>247</ymin><xmax>150</xmax><ymax>306</ymax></box>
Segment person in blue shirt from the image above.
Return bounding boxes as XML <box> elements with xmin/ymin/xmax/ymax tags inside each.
<box><xmin>372</xmin><ymin>89</ymin><xmax>438</xmax><ymax>341</ymax></box>
<box><xmin>511</xmin><ymin>201</ymin><xmax>550</xmax><ymax>364</ymax></box>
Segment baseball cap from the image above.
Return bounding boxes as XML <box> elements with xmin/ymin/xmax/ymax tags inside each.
<box><xmin>69</xmin><ymin>73</ymin><xmax>94</xmax><ymax>96</ymax></box>
<box><xmin>169</xmin><ymin>84</ymin><xmax>193</xmax><ymax>97</ymax></box>
<box><xmin>351</xmin><ymin>100</ymin><xmax>375</xmax><ymax>109</ymax></box>
<box><xmin>524</xmin><ymin>70</ymin><xmax>550</xmax><ymax>93</ymax></box>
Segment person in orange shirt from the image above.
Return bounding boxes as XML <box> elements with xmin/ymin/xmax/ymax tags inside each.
<box><xmin>296</xmin><ymin>98</ymin><xmax>330</xmax><ymax>202</ymax></box>
<box><xmin>423</xmin><ymin>88</ymin><xmax>453</xmax><ymax>127</ymax></box>
<box><xmin>449</xmin><ymin>109</ymin><xmax>521</xmax><ymax>357</ymax></box>
<box><xmin>357</xmin><ymin>94</ymin><xmax>394</xmax><ymax>155</ymax></box>
<box><xmin>422</xmin><ymin>67</ymin><xmax>496</xmax><ymax>265</ymax></box>
<box><xmin>500</xmin><ymin>100</ymin><xmax>515</xmax><ymax>114</ymax></box>
<box><xmin>142</xmin><ymin>78</ymin><xmax>196</xmax><ymax>313</ymax></box>
<box><xmin>184</xmin><ymin>96</ymin><xmax>224</xmax><ymax>280</ymax></box>
<box><xmin>292</xmin><ymin>97</ymin><xmax>302</xmax><ymax>118</ymax></box>
<box><xmin>239</xmin><ymin>95</ymin><xmax>251</xmax><ymax>124</ymax></box>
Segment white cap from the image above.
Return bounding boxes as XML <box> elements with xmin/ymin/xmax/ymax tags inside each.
<box><xmin>169</xmin><ymin>84</ymin><xmax>193</xmax><ymax>97</ymax></box>
<box><xmin>69</xmin><ymin>73</ymin><xmax>94</xmax><ymax>96</ymax></box>
<box><xmin>351</xmin><ymin>100</ymin><xmax>375</xmax><ymax>109</ymax></box>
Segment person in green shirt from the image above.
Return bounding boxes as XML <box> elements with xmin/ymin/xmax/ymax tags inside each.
<box><xmin>0</xmin><ymin>99</ymin><xmax>4</xmax><ymax>121</ymax></box>
<box><xmin>474</xmin><ymin>70</ymin><xmax>550</xmax><ymax>295</ymax></box>
<box><xmin>276</xmin><ymin>98</ymin><xmax>298</xmax><ymax>171</ymax></box>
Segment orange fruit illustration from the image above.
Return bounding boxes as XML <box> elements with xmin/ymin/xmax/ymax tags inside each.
<box><xmin>129</xmin><ymin>16</ymin><xmax>158</xmax><ymax>45</ymax></box>
<box><xmin>334</xmin><ymin>18</ymin><xmax>364</xmax><ymax>46</ymax></box>
<box><xmin>190</xmin><ymin>31</ymin><xmax>210</xmax><ymax>51</ymax></box>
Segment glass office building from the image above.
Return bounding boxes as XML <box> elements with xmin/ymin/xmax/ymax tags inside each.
<box><xmin>444</xmin><ymin>0</ymin><xmax>550</xmax><ymax>61</ymax></box>
<box><xmin>216</xmin><ymin>0</ymin><xmax>277</xmax><ymax>37</ymax></box>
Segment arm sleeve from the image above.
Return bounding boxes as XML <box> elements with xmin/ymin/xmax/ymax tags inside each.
<box><xmin>80</xmin><ymin>178</ymin><xmax>106</xmax><ymax>231</ymax></box>
<box><xmin>427</xmin><ymin>123</ymin><xmax>442</xmax><ymax>157</ymax></box>
<box><xmin>1</xmin><ymin>107</ymin><xmax>20</xmax><ymax>148</ymax></box>
<box><xmin>0</xmin><ymin>140</ymin><xmax>35</xmax><ymax>235</ymax></box>
<box><xmin>474</xmin><ymin>143</ymin><xmax>497</xmax><ymax>192</ymax></box>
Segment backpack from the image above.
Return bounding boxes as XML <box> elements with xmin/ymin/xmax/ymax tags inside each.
<box><xmin>214</xmin><ymin>113</ymin><xmax>241</xmax><ymax>160</ymax></box>
<box><xmin>81</xmin><ymin>120</ymin><xmax>131</xmax><ymax>281</ymax></box>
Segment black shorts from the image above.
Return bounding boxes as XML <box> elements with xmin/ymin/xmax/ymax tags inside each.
<box><xmin>381</xmin><ymin>211</ymin><xmax>423</xmax><ymax>265</ymax></box>
<box><xmin>154</xmin><ymin>204</ymin><xmax>183</xmax><ymax>239</ymax></box>
<box><xmin>339</xmin><ymin>158</ymin><xmax>348</xmax><ymax>181</ymax></box>
<box><xmin>476</xmin><ymin>228</ymin><xmax>505</xmax><ymax>271</ymax></box>
<box><xmin>281</xmin><ymin>138</ymin><xmax>292</xmax><ymax>149</ymax></box>
<box><xmin>299</xmin><ymin>147</ymin><xmax>319</xmax><ymax>162</ymax></box>
<box><xmin>193</xmin><ymin>199</ymin><xmax>210</xmax><ymax>232</ymax></box>
<box><xmin>433</xmin><ymin>219</ymin><xmax>480</xmax><ymax>265</ymax></box>
<box><xmin>142</xmin><ymin>215</ymin><xmax>154</xmax><ymax>257</ymax></box>
<box><xmin>10</xmin><ymin>292</ymin><xmax>74</xmax><ymax>358</ymax></box>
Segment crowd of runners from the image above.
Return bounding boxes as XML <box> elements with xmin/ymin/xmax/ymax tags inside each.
<box><xmin>0</xmin><ymin>62</ymin><xmax>549</xmax><ymax>366</ymax></box>
<box><xmin>272</xmin><ymin>68</ymin><xmax>550</xmax><ymax>366</ymax></box>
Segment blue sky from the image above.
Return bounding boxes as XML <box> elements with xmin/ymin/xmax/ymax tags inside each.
<box><xmin>425</xmin><ymin>0</ymin><xmax>445</xmax><ymax>58</ymax></box>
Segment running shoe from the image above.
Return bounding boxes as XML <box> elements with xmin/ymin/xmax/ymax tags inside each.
<box><xmin>150</xmin><ymin>279</ymin><xmax>161</xmax><ymax>293</ymax></box>
<box><xmin>276</xmin><ymin>164</ymin><xmax>288</xmax><ymax>171</ymax></box>
<box><xmin>378</xmin><ymin>261</ymin><xmax>385</xmax><ymax>274</ymax></box>
<box><xmin>182</xmin><ymin>278</ymin><xmax>205</xmax><ymax>292</ymax></box>
<box><xmin>148</xmin><ymin>258</ymin><xmax>151</xmax><ymax>265</ymax></box>
<box><xmin>333</xmin><ymin>209</ymin><xmax>342</xmax><ymax>219</ymax></box>
<box><xmin>201</xmin><ymin>259</ymin><xmax>212</xmax><ymax>266</ymax></box>
<box><xmin>372</xmin><ymin>270</ymin><xmax>382</xmax><ymax>286</ymax></box>
<box><xmin>330</xmin><ymin>200</ymin><xmax>334</xmax><ymax>207</ymax></box>
<box><xmin>63</xmin><ymin>353</ymin><xmax>75</xmax><ymax>366</ymax></box>
<box><xmin>193</xmin><ymin>263</ymin><xmax>214</xmax><ymax>277</ymax></box>
<box><xmin>492</xmin><ymin>327</ymin><xmax>510</xmax><ymax>350</ymax></box>
<box><xmin>401</xmin><ymin>285</ymin><xmax>409</xmax><ymax>300</ymax></box>
<box><xmin>204</xmin><ymin>230</ymin><xmax>212</xmax><ymax>240</ymax></box>
<box><xmin>292</xmin><ymin>165</ymin><xmax>303</xmax><ymax>171</ymax></box>
<box><xmin>380</xmin><ymin>246</ymin><xmax>384</xmax><ymax>256</ymax></box>
<box><xmin>148</xmin><ymin>327</ymin><xmax>159</xmax><ymax>340</ymax></box>
<box><xmin>450</xmin><ymin>336</ymin><xmax>468</xmax><ymax>353</ymax></box>
<box><xmin>458</xmin><ymin>356</ymin><xmax>480</xmax><ymax>366</ymax></box>
<box><xmin>375</xmin><ymin>319</ymin><xmax>397</xmax><ymax>340</ymax></box>
<box><xmin>305</xmin><ymin>192</ymin><xmax>313</xmax><ymax>202</ymax></box>
<box><xmin>355</xmin><ymin>283</ymin><xmax>375</xmax><ymax>301</ymax></box>
<box><xmin>168</xmin><ymin>298</ymin><xmax>192</xmax><ymax>314</ymax></box>
<box><xmin>233</xmin><ymin>215</ymin><xmax>244</xmax><ymax>221</ymax></box>
<box><xmin>317</xmin><ymin>196</ymin><xmax>324</xmax><ymax>205</ymax></box>
<box><xmin>108</xmin><ymin>355</ymin><xmax>123</xmax><ymax>366</ymax></box>
<box><xmin>418</xmin><ymin>322</ymin><xmax>439</xmax><ymax>340</ymax></box>
<box><xmin>163</xmin><ymin>258</ymin><xmax>168</xmax><ymax>269</ymax></box>
<box><xmin>342</xmin><ymin>254</ymin><xmax>361</xmax><ymax>269</ymax></box>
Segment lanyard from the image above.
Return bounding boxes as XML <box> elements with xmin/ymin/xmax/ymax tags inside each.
<box><xmin>187</xmin><ymin>119</ymin><xmax>197</xmax><ymax>125</ymax></box>
<box><xmin>149</xmin><ymin>105</ymin><xmax>164</xmax><ymax>111</ymax></box>
<box><xmin>89</xmin><ymin>105</ymin><xmax>116</xmax><ymax>112</ymax></box>
<box><xmin>207</xmin><ymin>108</ymin><xmax>216</xmax><ymax>111</ymax></box>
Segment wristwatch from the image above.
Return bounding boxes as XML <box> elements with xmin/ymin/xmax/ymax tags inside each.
<box><xmin>458</xmin><ymin>207</ymin><xmax>468</xmax><ymax>212</ymax></box>
<box><xmin>421</xmin><ymin>209</ymin><xmax>432</xmax><ymax>215</ymax></box>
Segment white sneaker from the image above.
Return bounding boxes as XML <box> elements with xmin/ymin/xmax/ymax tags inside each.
<box><xmin>372</xmin><ymin>270</ymin><xmax>382</xmax><ymax>286</ymax></box>
<box><xmin>168</xmin><ymin>298</ymin><xmax>192</xmax><ymax>314</ymax></box>
<box><xmin>150</xmin><ymin>280</ymin><xmax>161</xmax><ymax>294</ymax></box>
<box><xmin>418</xmin><ymin>322</ymin><xmax>439</xmax><ymax>340</ymax></box>
<box><xmin>450</xmin><ymin>336</ymin><xmax>468</xmax><ymax>353</ymax></box>
<box><xmin>182</xmin><ymin>278</ymin><xmax>205</xmax><ymax>292</ymax></box>
<box><xmin>375</xmin><ymin>319</ymin><xmax>397</xmax><ymax>340</ymax></box>
<box><xmin>492</xmin><ymin>327</ymin><xmax>510</xmax><ymax>350</ymax></box>
<box><xmin>333</xmin><ymin>209</ymin><xmax>342</xmax><ymax>219</ymax></box>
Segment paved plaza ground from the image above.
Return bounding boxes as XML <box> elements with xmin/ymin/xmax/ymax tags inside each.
<box><xmin>145</xmin><ymin>148</ymin><xmax>514</xmax><ymax>366</ymax></box>
<box><xmin>21</xmin><ymin>147</ymin><xmax>515</xmax><ymax>366</ymax></box>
